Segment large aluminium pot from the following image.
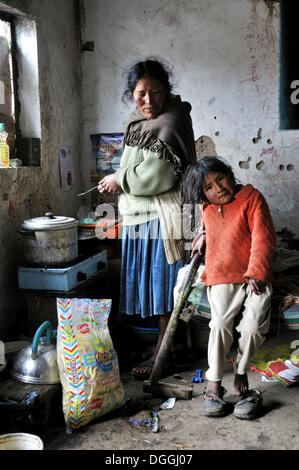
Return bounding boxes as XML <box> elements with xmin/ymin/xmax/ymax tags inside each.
<box><xmin>20</xmin><ymin>212</ymin><xmax>78</xmax><ymax>266</ymax></box>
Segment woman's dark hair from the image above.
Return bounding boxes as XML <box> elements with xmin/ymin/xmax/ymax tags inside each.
<box><xmin>182</xmin><ymin>156</ymin><xmax>237</xmax><ymax>204</ymax></box>
<box><xmin>122</xmin><ymin>58</ymin><xmax>173</xmax><ymax>103</ymax></box>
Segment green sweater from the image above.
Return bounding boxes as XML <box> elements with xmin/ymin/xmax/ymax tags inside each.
<box><xmin>115</xmin><ymin>145</ymin><xmax>176</xmax><ymax>226</ymax></box>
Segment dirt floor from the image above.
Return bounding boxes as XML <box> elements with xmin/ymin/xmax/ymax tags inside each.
<box><xmin>40</xmin><ymin>328</ymin><xmax>299</xmax><ymax>453</ymax></box>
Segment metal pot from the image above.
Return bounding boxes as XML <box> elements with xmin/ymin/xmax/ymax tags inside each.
<box><xmin>20</xmin><ymin>212</ymin><xmax>78</xmax><ymax>266</ymax></box>
<box><xmin>11</xmin><ymin>321</ymin><xmax>60</xmax><ymax>384</ymax></box>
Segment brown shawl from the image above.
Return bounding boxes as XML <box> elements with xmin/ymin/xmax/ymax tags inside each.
<box><xmin>123</xmin><ymin>94</ymin><xmax>196</xmax><ymax>177</ymax></box>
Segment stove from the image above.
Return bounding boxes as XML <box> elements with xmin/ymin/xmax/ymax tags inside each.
<box><xmin>18</xmin><ymin>250</ymin><xmax>108</xmax><ymax>292</ymax></box>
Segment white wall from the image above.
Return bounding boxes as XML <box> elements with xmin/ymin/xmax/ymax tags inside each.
<box><xmin>82</xmin><ymin>0</ymin><xmax>298</xmax><ymax>236</ymax></box>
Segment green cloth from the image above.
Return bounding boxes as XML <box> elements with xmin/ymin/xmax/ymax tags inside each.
<box><xmin>250</xmin><ymin>343</ymin><xmax>295</xmax><ymax>372</ymax></box>
<box><xmin>116</xmin><ymin>145</ymin><xmax>176</xmax><ymax>226</ymax></box>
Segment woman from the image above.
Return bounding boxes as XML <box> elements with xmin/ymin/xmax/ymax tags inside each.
<box><xmin>98</xmin><ymin>59</ymin><xmax>196</xmax><ymax>379</ymax></box>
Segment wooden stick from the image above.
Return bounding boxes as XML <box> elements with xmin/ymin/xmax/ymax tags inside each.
<box><xmin>143</xmin><ymin>380</ymin><xmax>193</xmax><ymax>400</ymax></box>
<box><xmin>149</xmin><ymin>252</ymin><xmax>203</xmax><ymax>385</ymax></box>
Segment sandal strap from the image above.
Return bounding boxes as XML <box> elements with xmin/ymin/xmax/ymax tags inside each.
<box><xmin>236</xmin><ymin>389</ymin><xmax>262</xmax><ymax>407</ymax></box>
<box><xmin>204</xmin><ymin>387</ymin><xmax>227</xmax><ymax>405</ymax></box>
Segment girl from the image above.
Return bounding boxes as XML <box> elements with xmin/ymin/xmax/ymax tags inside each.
<box><xmin>182</xmin><ymin>157</ymin><xmax>276</xmax><ymax>419</ymax></box>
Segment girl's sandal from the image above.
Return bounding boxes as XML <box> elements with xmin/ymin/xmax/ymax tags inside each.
<box><xmin>202</xmin><ymin>386</ymin><xmax>228</xmax><ymax>417</ymax></box>
<box><xmin>234</xmin><ymin>389</ymin><xmax>263</xmax><ymax>420</ymax></box>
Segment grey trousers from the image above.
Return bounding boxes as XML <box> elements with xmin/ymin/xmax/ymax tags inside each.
<box><xmin>205</xmin><ymin>283</ymin><xmax>272</xmax><ymax>382</ymax></box>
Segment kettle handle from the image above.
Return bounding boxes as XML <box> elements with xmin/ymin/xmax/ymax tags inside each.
<box><xmin>32</xmin><ymin>321</ymin><xmax>53</xmax><ymax>356</ymax></box>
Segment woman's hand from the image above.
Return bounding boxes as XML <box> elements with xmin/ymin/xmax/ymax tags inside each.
<box><xmin>191</xmin><ymin>233</ymin><xmax>206</xmax><ymax>258</ymax></box>
<box><xmin>248</xmin><ymin>278</ymin><xmax>266</xmax><ymax>295</ymax></box>
<box><xmin>98</xmin><ymin>174</ymin><xmax>120</xmax><ymax>194</ymax></box>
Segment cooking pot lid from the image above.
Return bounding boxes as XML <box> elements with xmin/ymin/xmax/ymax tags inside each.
<box><xmin>21</xmin><ymin>212</ymin><xmax>78</xmax><ymax>231</ymax></box>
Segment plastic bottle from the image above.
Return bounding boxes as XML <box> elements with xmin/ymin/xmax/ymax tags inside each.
<box><xmin>0</xmin><ymin>123</ymin><xmax>10</xmax><ymax>167</ymax></box>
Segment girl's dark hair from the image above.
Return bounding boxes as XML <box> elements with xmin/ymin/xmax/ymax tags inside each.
<box><xmin>182</xmin><ymin>156</ymin><xmax>237</xmax><ymax>204</ymax></box>
<box><xmin>122</xmin><ymin>58</ymin><xmax>173</xmax><ymax>103</ymax></box>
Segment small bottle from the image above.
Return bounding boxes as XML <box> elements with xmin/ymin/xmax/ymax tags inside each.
<box><xmin>0</xmin><ymin>123</ymin><xmax>10</xmax><ymax>168</ymax></box>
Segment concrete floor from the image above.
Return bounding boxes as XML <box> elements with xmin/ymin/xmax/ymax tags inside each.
<box><xmin>42</xmin><ymin>329</ymin><xmax>299</xmax><ymax>452</ymax></box>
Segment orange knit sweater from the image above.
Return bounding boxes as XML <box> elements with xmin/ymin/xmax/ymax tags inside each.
<box><xmin>201</xmin><ymin>184</ymin><xmax>276</xmax><ymax>286</ymax></box>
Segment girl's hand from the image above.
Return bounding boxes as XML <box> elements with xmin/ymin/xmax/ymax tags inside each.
<box><xmin>191</xmin><ymin>233</ymin><xmax>206</xmax><ymax>258</ymax></box>
<box><xmin>248</xmin><ymin>278</ymin><xmax>266</xmax><ymax>295</ymax></box>
<box><xmin>98</xmin><ymin>174</ymin><xmax>120</xmax><ymax>194</ymax></box>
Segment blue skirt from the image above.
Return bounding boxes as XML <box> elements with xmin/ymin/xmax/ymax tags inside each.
<box><xmin>119</xmin><ymin>218</ymin><xmax>185</xmax><ymax>318</ymax></box>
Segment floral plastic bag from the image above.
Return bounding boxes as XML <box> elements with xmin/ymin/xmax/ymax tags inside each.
<box><xmin>56</xmin><ymin>298</ymin><xmax>125</xmax><ymax>431</ymax></box>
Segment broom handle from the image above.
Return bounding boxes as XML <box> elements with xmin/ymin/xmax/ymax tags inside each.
<box><xmin>149</xmin><ymin>251</ymin><xmax>203</xmax><ymax>385</ymax></box>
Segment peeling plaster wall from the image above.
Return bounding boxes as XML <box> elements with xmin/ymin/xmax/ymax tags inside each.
<box><xmin>82</xmin><ymin>0</ymin><xmax>298</xmax><ymax>236</ymax></box>
<box><xmin>0</xmin><ymin>0</ymin><xmax>83</xmax><ymax>340</ymax></box>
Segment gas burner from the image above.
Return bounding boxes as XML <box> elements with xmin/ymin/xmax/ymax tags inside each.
<box><xmin>22</xmin><ymin>250</ymin><xmax>104</xmax><ymax>270</ymax></box>
<box><xmin>18</xmin><ymin>251</ymin><xmax>108</xmax><ymax>292</ymax></box>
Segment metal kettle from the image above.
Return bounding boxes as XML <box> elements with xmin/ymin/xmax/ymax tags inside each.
<box><xmin>11</xmin><ymin>321</ymin><xmax>60</xmax><ymax>384</ymax></box>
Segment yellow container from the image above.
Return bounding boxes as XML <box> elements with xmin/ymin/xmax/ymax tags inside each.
<box><xmin>0</xmin><ymin>123</ymin><xmax>10</xmax><ymax>167</ymax></box>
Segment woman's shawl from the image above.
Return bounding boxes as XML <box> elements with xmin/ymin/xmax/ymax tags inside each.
<box><xmin>123</xmin><ymin>94</ymin><xmax>196</xmax><ymax>176</ymax></box>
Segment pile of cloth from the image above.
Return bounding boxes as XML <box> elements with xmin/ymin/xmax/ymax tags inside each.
<box><xmin>249</xmin><ymin>343</ymin><xmax>299</xmax><ymax>386</ymax></box>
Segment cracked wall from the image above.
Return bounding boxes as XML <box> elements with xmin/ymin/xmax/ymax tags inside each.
<box><xmin>82</xmin><ymin>0</ymin><xmax>298</xmax><ymax>237</ymax></box>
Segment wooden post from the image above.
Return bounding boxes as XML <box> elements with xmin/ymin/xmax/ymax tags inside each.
<box><xmin>149</xmin><ymin>252</ymin><xmax>203</xmax><ymax>385</ymax></box>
